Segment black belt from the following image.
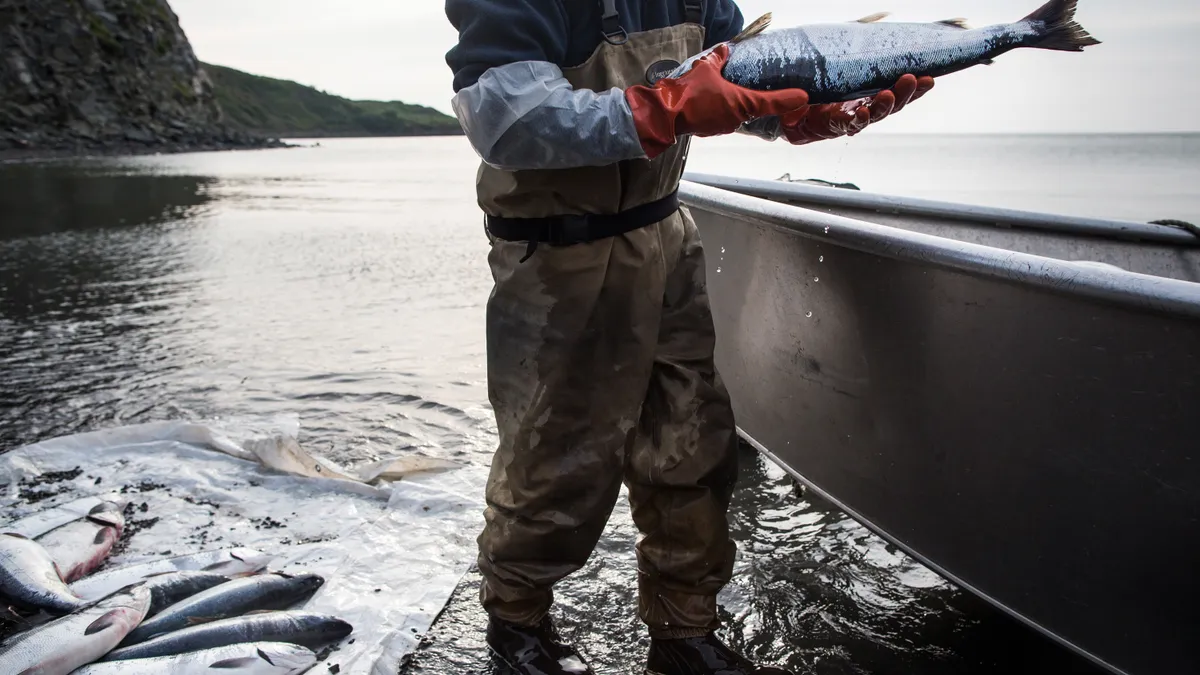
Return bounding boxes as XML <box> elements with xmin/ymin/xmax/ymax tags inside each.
<box><xmin>486</xmin><ymin>190</ymin><xmax>681</xmax><ymax>261</ymax></box>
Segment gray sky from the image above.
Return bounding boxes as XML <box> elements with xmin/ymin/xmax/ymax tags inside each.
<box><xmin>171</xmin><ymin>0</ymin><xmax>1200</xmax><ymax>133</ymax></box>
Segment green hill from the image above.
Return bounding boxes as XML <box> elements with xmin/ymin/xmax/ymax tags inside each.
<box><xmin>203</xmin><ymin>63</ymin><xmax>462</xmax><ymax>138</ymax></box>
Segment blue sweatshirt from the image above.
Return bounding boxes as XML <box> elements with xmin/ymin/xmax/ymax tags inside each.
<box><xmin>445</xmin><ymin>0</ymin><xmax>746</xmax><ymax>93</ymax></box>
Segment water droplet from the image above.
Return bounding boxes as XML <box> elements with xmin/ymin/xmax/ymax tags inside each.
<box><xmin>814</xmin><ymin>277</ymin><xmax>820</xmax><ymax>282</ymax></box>
<box><xmin>720</xmin><ymin>247</ymin><xmax>726</xmax><ymax>254</ymax></box>
<box><xmin>819</xmin><ymin>256</ymin><xmax>824</xmax><ymax>263</ymax></box>
<box><xmin>805</xmin><ymin>311</ymin><xmax>813</xmax><ymax>318</ymax></box>
<box><xmin>824</xmin><ymin>226</ymin><xmax>830</xmax><ymax>234</ymax></box>
<box><xmin>716</xmin><ymin>267</ymin><xmax>722</xmax><ymax>273</ymax></box>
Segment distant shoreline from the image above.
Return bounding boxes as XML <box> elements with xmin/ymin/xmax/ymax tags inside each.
<box><xmin>0</xmin><ymin>131</ymin><xmax>467</xmax><ymax>164</ymax></box>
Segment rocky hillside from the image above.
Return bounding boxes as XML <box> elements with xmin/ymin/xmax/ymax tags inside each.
<box><xmin>0</xmin><ymin>0</ymin><xmax>273</xmax><ymax>154</ymax></box>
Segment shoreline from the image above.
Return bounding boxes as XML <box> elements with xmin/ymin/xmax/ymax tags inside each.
<box><xmin>0</xmin><ymin>138</ymin><xmax>296</xmax><ymax>165</ymax></box>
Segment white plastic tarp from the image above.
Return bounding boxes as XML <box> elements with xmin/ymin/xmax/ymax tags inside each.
<box><xmin>0</xmin><ymin>416</ymin><xmax>488</xmax><ymax>675</ymax></box>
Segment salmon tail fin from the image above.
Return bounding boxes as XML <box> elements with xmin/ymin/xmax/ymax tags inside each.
<box><xmin>731</xmin><ymin>12</ymin><xmax>771</xmax><ymax>43</ymax></box>
<box><xmin>1022</xmin><ymin>0</ymin><xmax>1101</xmax><ymax>51</ymax></box>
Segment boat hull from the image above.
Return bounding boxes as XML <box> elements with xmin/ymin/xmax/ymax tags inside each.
<box><xmin>679</xmin><ymin>175</ymin><xmax>1200</xmax><ymax>675</ymax></box>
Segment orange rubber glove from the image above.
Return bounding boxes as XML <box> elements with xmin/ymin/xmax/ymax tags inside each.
<box><xmin>779</xmin><ymin>74</ymin><xmax>935</xmax><ymax>145</ymax></box>
<box><xmin>626</xmin><ymin>44</ymin><xmax>811</xmax><ymax>159</ymax></box>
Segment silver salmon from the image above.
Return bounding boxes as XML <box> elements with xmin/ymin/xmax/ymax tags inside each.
<box><xmin>671</xmin><ymin>0</ymin><xmax>1100</xmax><ymax>104</ymax></box>
<box><xmin>72</xmin><ymin>641</ymin><xmax>317</xmax><ymax>675</ymax></box>
<box><xmin>139</xmin><ymin>571</ymin><xmax>233</xmax><ymax>618</ymax></box>
<box><xmin>0</xmin><ymin>585</ymin><xmax>150</xmax><ymax>675</ymax></box>
<box><xmin>120</xmin><ymin>572</ymin><xmax>325</xmax><ymax>646</ymax></box>
<box><xmin>34</xmin><ymin>502</ymin><xmax>125</xmax><ymax>583</ymax></box>
<box><xmin>1</xmin><ymin>495</ymin><xmax>125</xmax><ymax>539</ymax></box>
<box><xmin>69</xmin><ymin>548</ymin><xmax>272</xmax><ymax>602</ymax></box>
<box><xmin>0</xmin><ymin>533</ymin><xmax>84</xmax><ymax>615</ymax></box>
<box><xmin>99</xmin><ymin>611</ymin><xmax>353</xmax><ymax>662</ymax></box>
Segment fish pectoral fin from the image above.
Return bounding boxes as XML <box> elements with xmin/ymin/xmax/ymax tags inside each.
<box><xmin>980</xmin><ymin>57</ymin><xmax>995</xmax><ymax>65</ymax></box>
<box><xmin>210</xmin><ymin>656</ymin><xmax>261</xmax><ymax>669</ymax></box>
<box><xmin>84</xmin><ymin>610</ymin><xmax>120</xmax><ymax>635</ymax></box>
<box><xmin>936</xmin><ymin>18</ymin><xmax>972</xmax><ymax>29</ymax></box>
<box><xmin>731</xmin><ymin>12</ymin><xmax>771</xmax><ymax>42</ymax></box>
<box><xmin>854</xmin><ymin>12</ymin><xmax>890</xmax><ymax>23</ymax></box>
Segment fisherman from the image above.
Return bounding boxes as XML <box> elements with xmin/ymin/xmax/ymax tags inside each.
<box><xmin>444</xmin><ymin>1</ymin><xmax>933</xmax><ymax>674</ymax></box>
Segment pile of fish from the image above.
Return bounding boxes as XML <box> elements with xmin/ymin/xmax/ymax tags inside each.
<box><xmin>0</xmin><ymin>495</ymin><xmax>353</xmax><ymax>674</ymax></box>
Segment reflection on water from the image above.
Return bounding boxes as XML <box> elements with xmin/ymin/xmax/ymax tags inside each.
<box><xmin>0</xmin><ymin>166</ymin><xmax>215</xmax><ymax>448</ymax></box>
<box><xmin>0</xmin><ymin>138</ymin><xmax>1126</xmax><ymax>674</ymax></box>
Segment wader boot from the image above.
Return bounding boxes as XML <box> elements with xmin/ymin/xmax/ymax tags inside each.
<box><xmin>471</xmin><ymin>1</ymin><xmax>790</xmax><ymax>674</ymax></box>
<box><xmin>646</xmin><ymin>633</ymin><xmax>793</xmax><ymax>675</ymax></box>
<box><xmin>487</xmin><ymin>615</ymin><xmax>594</xmax><ymax>675</ymax></box>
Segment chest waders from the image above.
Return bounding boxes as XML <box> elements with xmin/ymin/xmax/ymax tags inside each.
<box><xmin>474</xmin><ymin>0</ymin><xmax>741</xmax><ymax>640</ymax></box>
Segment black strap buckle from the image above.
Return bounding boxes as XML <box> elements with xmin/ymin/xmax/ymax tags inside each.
<box><xmin>600</xmin><ymin>0</ymin><xmax>628</xmax><ymax>44</ymax></box>
<box><xmin>485</xmin><ymin>191</ymin><xmax>681</xmax><ymax>263</ymax></box>
<box><xmin>682</xmin><ymin>0</ymin><xmax>703</xmax><ymax>24</ymax></box>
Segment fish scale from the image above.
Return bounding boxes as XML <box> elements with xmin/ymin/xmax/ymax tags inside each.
<box><xmin>670</xmin><ymin>0</ymin><xmax>1100</xmax><ymax>105</ymax></box>
<box><xmin>119</xmin><ymin>571</ymin><xmax>325</xmax><ymax>647</ymax></box>
<box><xmin>69</xmin><ymin>547</ymin><xmax>273</xmax><ymax>602</ymax></box>
<box><xmin>99</xmin><ymin>610</ymin><xmax>353</xmax><ymax>662</ymax></box>
<box><xmin>71</xmin><ymin>641</ymin><xmax>317</xmax><ymax>675</ymax></box>
<box><xmin>0</xmin><ymin>533</ymin><xmax>84</xmax><ymax>615</ymax></box>
<box><xmin>0</xmin><ymin>585</ymin><xmax>150</xmax><ymax>675</ymax></box>
<box><xmin>35</xmin><ymin>502</ymin><xmax>125</xmax><ymax>583</ymax></box>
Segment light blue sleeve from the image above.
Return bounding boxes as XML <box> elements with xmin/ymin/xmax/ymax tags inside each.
<box><xmin>450</xmin><ymin>61</ymin><xmax>649</xmax><ymax>171</ymax></box>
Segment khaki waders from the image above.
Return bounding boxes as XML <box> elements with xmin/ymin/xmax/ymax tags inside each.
<box><xmin>474</xmin><ymin>0</ymin><xmax>740</xmax><ymax>640</ymax></box>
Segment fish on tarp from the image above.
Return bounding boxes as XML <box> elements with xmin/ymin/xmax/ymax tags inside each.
<box><xmin>100</xmin><ymin>611</ymin><xmax>353</xmax><ymax>662</ymax></box>
<box><xmin>139</xmin><ymin>571</ymin><xmax>233</xmax><ymax>619</ymax></box>
<box><xmin>670</xmin><ymin>0</ymin><xmax>1100</xmax><ymax>104</ymax></box>
<box><xmin>120</xmin><ymin>572</ymin><xmax>325</xmax><ymax>646</ymax></box>
<box><xmin>34</xmin><ymin>502</ymin><xmax>125</xmax><ymax>583</ymax></box>
<box><xmin>0</xmin><ymin>585</ymin><xmax>150</xmax><ymax>675</ymax></box>
<box><xmin>71</xmin><ymin>641</ymin><xmax>318</xmax><ymax>675</ymax></box>
<box><xmin>0</xmin><ymin>533</ymin><xmax>84</xmax><ymax>615</ymax></box>
<box><xmin>1</xmin><ymin>495</ymin><xmax>125</xmax><ymax>540</ymax></box>
<box><xmin>69</xmin><ymin>548</ymin><xmax>272</xmax><ymax>602</ymax></box>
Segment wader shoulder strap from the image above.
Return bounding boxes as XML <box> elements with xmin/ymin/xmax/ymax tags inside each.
<box><xmin>599</xmin><ymin>0</ymin><xmax>703</xmax><ymax>42</ymax></box>
<box><xmin>600</xmin><ymin>0</ymin><xmax>628</xmax><ymax>44</ymax></box>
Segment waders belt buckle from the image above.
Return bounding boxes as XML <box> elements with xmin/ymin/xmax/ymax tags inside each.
<box><xmin>485</xmin><ymin>191</ymin><xmax>681</xmax><ymax>262</ymax></box>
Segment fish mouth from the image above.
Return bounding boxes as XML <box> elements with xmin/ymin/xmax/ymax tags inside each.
<box><xmin>324</xmin><ymin>617</ymin><xmax>354</xmax><ymax>640</ymax></box>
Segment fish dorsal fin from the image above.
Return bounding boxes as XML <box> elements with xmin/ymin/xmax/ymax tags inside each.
<box><xmin>936</xmin><ymin>18</ymin><xmax>971</xmax><ymax>29</ymax></box>
<box><xmin>855</xmin><ymin>12</ymin><xmax>890</xmax><ymax>23</ymax></box>
<box><xmin>731</xmin><ymin>12</ymin><xmax>771</xmax><ymax>43</ymax></box>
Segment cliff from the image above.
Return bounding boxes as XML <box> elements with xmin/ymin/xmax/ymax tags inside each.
<box><xmin>204</xmin><ymin>64</ymin><xmax>463</xmax><ymax>138</ymax></box>
<box><xmin>0</xmin><ymin>0</ymin><xmax>274</xmax><ymax>154</ymax></box>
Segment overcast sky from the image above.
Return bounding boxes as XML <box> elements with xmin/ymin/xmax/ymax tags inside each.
<box><xmin>170</xmin><ymin>0</ymin><xmax>1200</xmax><ymax>134</ymax></box>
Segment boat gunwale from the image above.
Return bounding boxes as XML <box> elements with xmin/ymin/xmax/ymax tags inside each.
<box><xmin>678</xmin><ymin>180</ymin><xmax>1200</xmax><ymax>320</ymax></box>
<box><xmin>682</xmin><ymin>172</ymin><xmax>1200</xmax><ymax>247</ymax></box>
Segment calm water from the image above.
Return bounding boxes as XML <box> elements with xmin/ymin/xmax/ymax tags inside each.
<box><xmin>2</xmin><ymin>134</ymin><xmax>1196</xmax><ymax>674</ymax></box>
